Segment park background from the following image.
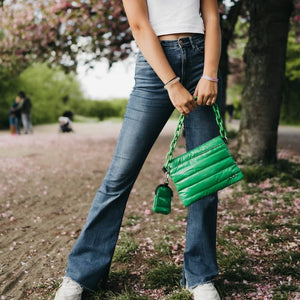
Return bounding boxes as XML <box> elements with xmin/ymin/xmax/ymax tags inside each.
<box><xmin>0</xmin><ymin>0</ymin><xmax>299</xmax><ymax>299</ymax></box>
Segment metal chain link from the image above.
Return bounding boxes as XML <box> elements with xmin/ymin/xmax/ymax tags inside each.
<box><xmin>164</xmin><ymin>104</ymin><xmax>227</xmax><ymax>170</ymax></box>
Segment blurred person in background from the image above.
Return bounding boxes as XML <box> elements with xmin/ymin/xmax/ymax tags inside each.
<box><xmin>18</xmin><ymin>91</ymin><xmax>33</xmax><ymax>134</ymax></box>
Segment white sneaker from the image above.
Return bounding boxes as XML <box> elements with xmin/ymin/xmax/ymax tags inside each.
<box><xmin>54</xmin><ymin>277</ymin><xmax>83</xmax><ymax>300</ymax></box>
<box><xmin>192</xmin><ymin>282</ymin><xmax>220</xmax><ymax>300</ymax></box>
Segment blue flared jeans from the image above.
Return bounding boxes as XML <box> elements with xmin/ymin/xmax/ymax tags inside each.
<box><xmin>66</xmin><ymin>34</ymin><xmax>220</xmax><ymax>291</ymax></box>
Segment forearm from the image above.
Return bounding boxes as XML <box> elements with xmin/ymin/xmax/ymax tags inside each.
<box><xmin>203</xmin><ymin>18</ymin><xmax>221</xmax><ymax>78</ymax></box>
<box><xmin>193</xmin><ymin>0</ymin><xmax>221</xmax><ymax>106</ymax></box>
<box><xmin>132</xmin><ymin>25</ymin><xmax>176</xmax><ymax>84</ymax></box>
<box><xmin>203</xmin><ymin>8</ymin><xmax>221</xmax><ymax>78</ymax></box>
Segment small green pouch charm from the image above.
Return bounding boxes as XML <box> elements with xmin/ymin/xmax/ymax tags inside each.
<box><xmin>152</xmin><ymin>183</ymin><xmax>173</xmax><ymax>215</ymax></box>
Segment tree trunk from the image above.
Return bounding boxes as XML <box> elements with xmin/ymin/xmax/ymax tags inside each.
<box><xmin>219</xmin><ymin>0</ymin><xmax>244</xmax><ymax>117</ymax></box>
<box><xmin>237</xmin><ymin>0</ymin><xmax>293</xmax><ymax>164</ymax></box>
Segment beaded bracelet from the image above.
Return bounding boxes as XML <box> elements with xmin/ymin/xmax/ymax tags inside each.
<box><xmin>202</xmin><ymin>74</ymin><xmax>218</xmax><ymax>82</ymax></box>
<box><xmin>164</xmin><ymin>76</ymin><xmax>180</xmax><ymax>90</ymax></box>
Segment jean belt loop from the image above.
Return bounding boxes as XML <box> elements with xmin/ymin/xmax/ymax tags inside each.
<box><xmin>177</xmin><ymin>37</ymin><xmax>183</xmax><ymax>48</ymax></box>
<box><xmin>189</xmin><ymin>36</ymin><xmax>195</xmax><ymax>50</ymax></box>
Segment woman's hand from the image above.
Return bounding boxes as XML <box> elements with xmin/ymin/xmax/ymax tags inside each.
<box><xmin>167</xmin><ymin>82</ymin><xmax>197</xmax><ymax>116</ymax></box>
<box><xmin>193</xmin><ymin>77</ymin><xmax>218</xmax><ymax>106</ymax></box>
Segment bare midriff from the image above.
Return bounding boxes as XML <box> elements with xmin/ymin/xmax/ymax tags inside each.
<box><xmin>158</xmin><ymin>33</ymin><xmax>194</xmax><ymax>41</ymax></box>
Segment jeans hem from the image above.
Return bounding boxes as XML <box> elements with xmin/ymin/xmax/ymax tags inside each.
<box><xmin>65</xmin><ymin>273</ymin><xmax>97</xmax><ymax>292</ymax></box>
<box><xmin>180</xmin><ymin>273</ymin><xmax>218</xmax><ymax>290</ymax></box>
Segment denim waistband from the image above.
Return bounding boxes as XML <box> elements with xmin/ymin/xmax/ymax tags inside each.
<box><xmin>160</xmin><ymin>33</ymin><xmax>204</xmax><ymax>49</ymax></box>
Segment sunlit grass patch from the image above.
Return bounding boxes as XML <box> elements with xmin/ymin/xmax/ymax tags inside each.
<box><xmin>122</xmin><ymin>214</ymin><xmax>142</xmax><ymax>227</ymax></box>
<box><xmin>217</xmin><ymin>238</ymin><xmax>249</xmax><ymax>268</ymax></box>
<box><xmin>154</xmin><ymin>236</ymin><xmax>172</xmax><ymax>256</ymax></box>
<box><xmin>145</xmin><ymin>263</ymin><xmax>182</xmax><ymax>291</ymax></box>
<box><xmin>165</xmin><ymin>289</ymin><xmax>193</xmax><ymax>300</ymax></box>
<box><xmin>86</xmin><ymin>288</ymin><xmax>150</xmax><ymax>300</ymax></box>
<box><xmin>104</xmin><ymin>290</ymin><xmax>150</xmax><ymax>300</ymax></box>
<box><xmin>113</xmin><ymin>235</ymin><xmax>139</xmax><ymax>263</ymax></box>
<box><xmin>222</xmin><ymin>224</ymin><xmax>241</xmax><ymax>233</ymax></box>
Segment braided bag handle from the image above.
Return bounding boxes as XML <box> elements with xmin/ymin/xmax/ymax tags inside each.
<box><xmin>164</xmin><ymin>104</ymin><xmax>227</xmax><ymax>170</ymax></box>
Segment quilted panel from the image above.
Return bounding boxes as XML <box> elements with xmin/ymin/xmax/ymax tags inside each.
<box><xmin>166</xmin><ymin>136</ymin><xmax>243</xmax><ymax>207</ymax></box>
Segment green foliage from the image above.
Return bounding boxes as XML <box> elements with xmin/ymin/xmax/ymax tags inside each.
<box><xmin>0</xmin><ymin>70</ymin><xmax>21</xmax><ymax>128</ymax></box>
<box><xmin>285</xmin><ymin>29</ymin><xmax>300</xmax><ymax>81</ymax></box>
<box><xmin>281</xmin><ymin>28</ymin><xmax>300</xmax><ymax>125</ymax></box>
<box><xmin>226</xmin><ymin>83</ymin><xmax>243</xmax><ymax>118</ymax></box>
<box><xmin>75</xmin><ymin>98</ymin><xmax>127</xmax><ymax>121</ymax></box>
<box><xmin>229</xmin><ymin>17</ymin><xmax>249</xmax><ymax>60</ymax></box>
<box><xmin>19</xmin><ymin>63</ymin><xmax>84</xmax><ymax>125</ymax></box>
<box><xmin>0</xmin><ymin>63</ymin><xmax>128</xmax><ymax>129</ymax></box>
<box><xmin>0</xmin><ymin>63</ymin><xmax>84</xmax><ymax>128</ymax></box>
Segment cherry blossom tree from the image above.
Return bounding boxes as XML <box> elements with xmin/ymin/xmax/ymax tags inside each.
<box><xmin>0</xmin><ymin>0</ymin><xmax>131</xmax><ymax>75</ymax></box>
<box><xmin>1</xmin><ymin>0</ymin><xmax>300</xmax><ymax>164</ymax></box>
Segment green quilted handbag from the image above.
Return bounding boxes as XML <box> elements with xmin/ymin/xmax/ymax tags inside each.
<box><xmin>163</xmin><ymin>104</ymin><xmax>243</xmax><ymax>207</ymax></box>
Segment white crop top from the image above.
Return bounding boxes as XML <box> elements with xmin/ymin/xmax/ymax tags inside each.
<box><xmin>147</xmin><ymin>0</ymin><xmax>204</xmax><ymax>36</ymax></box>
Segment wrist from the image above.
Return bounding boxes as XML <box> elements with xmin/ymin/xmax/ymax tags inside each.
<box><xmin>164</xmin><ymin>76</ymin><xmax>180</xmax><ymax>90</ymax></box>
<box><xmin>165</xmin><ymin>80</ymin><xmax>182</xmax><ymax>92</ymax></box>
<box><xmin>202</xmin><ymin>74</ymin><xmax>218</xmax><ymax>82</ymax></box>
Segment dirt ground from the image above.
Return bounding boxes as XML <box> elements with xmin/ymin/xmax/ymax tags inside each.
<box><xmin>0</xmin><ymin>120</ymin><xmax>179</xmax><ymax>299</ymax></box>
<box><xmin>0</xmin><ymin>121</ymin><xmax>299</xmax><ymax>299</ymax></box>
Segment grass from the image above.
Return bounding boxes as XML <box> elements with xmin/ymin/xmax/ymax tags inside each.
<box><xmin>165</xmin><ymin>290</ymin><xmax>192</xmax><ymax>300</ymax></box>
<box><xmin>154</xmin><ymin>237</ymin><xmax>172</xmax><ymax>256</ymax></box>
<box><xmin>240</xmin><ymin>159</ymin><xmax>300</xmax><ymax>184</ymax></box>
<box><xmin>145</xmin><ymin>263</ymin><xmax>182</xmax><ymax>291</ymax></box>
<box><xmin>44</xmin><ymin>154</ymin><xmax>299</xmax><ymax>299</ymax></box>
<box><xmin>112</xmin><ymin>235</ymin><xmax>139</xmax><ymax>263</ymax></box>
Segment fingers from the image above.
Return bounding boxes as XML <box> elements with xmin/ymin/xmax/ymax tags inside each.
<box><xmin>180</xmin><ymin>99</ymin><xmax>196</xmax><ymax>116</ymax></box>
<box><xmin>193</xmin><ymin>77</ymin><xmax>218</xmax><ymax>106</ymax></box>
<box><xmin>194</xmin><ymin>91</ymin><xmax>217</xmax><ymax>106</ymax></box>
<box><xmin>205</xmin><ymin>95</ymin><xmax>217</xmax><ymax>106</ymax></box>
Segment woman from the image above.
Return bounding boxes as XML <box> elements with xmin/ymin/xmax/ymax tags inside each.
<box><xmin>55</xmin><ymin>0</ymin><xmax>221</xmax><ymax>299</ymax></box>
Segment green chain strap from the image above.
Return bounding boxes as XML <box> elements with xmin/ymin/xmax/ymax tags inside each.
<box><xmin>164</xmin><ymin>103</ymin><xmax>227</xmax><ymax>170</ymax></box>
